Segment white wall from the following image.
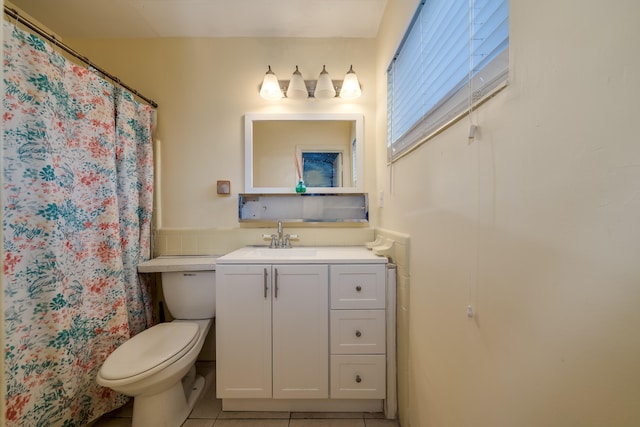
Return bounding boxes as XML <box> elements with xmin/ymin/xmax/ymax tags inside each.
<box><xmin>376</xmin><ymin>1</ymin><xmax>640</xmax><ymax>426</ymax></box>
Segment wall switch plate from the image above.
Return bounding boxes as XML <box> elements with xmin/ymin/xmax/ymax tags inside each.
<box><xmin>217</xmin><ymin>180</ymin><xmax>231</xmax><ymax>195</ymax></box>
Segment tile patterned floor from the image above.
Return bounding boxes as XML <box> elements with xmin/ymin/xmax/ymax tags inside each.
<box><xmin>93</xmin><ymin>362</ymin><xmax>400</xmax><ymax>427</ymax></box>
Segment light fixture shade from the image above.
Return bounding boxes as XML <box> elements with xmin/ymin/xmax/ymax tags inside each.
<box><xmin>339</xmin><ymin>65</ymin><xmax>362</xmax><ymax>99</ymax></box>
<box><xmin>260</xmin><ymin>66</ymin><xmax>283</xmax><ymax>100</ymax></box>
<box><xmin>314</xmin><ymin>65</ymin><xmax>336</xmax><ymax>99</ymax></box>
<box><xmin>286</xmin><ymin>66</ymin><xmax>308</xmax><ymax>100</ymax></box>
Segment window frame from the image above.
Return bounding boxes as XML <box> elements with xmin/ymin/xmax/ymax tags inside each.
<box><xmin>387</xmin><ymin>0</ymin><xmax>510</xmax><ymax>162</ymax></box>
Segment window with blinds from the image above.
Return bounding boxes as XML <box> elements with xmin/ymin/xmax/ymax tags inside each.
<box><xmin>387</xmin><ymin>0</ymin><xmax>509</xmax><ymax>161</ymax></box>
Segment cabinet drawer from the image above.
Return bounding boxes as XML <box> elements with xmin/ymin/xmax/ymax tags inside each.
<box><xmin>330</xmin><ymin>264</ymin><xmax>386</xmax><ymax>309</ymax></box>
<box><xmin>330</xmin><ymin>310</ymin><xmax>385</xmax><ymax>355</ymax></box>
<box><xmin>330</xmin><ymin>355</ymin><xmax>386</xmax><ymax>399</ymax></box>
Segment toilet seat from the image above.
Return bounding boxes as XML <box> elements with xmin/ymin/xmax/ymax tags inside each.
<box><xmin>100</xmin><ymin>322</ymin><xmax>199</xmax><ymax>381</ymax></box>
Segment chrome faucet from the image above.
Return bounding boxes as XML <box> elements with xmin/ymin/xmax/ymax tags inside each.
<box><xmin>262</xmin><ymin>220</ymin><xmax>298</xmax><ymax>248</ymax></box>
<box><xmin>276</xmin><ymin>220</ymin><xmax>284</xmax><ymax>248</ymax></box>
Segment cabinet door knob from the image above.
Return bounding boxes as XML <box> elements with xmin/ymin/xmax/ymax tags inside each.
<box><xmin>355</xmin><ymin>330</ymin><xmax>362</xmax><ymax>338</ymax></box>
<box><xmin>355</xmin><ymin>375</ymin><xmax>362</xmax><ymax>383</ymax></box>
<box><xmin>355</xmin><ymin>285</ymin><xmax>362</xmax><ymax>292</ymax></box>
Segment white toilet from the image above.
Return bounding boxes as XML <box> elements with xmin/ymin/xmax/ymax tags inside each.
<box><xmin>97</xmin><ymin>257</ymin><xmax>216</xmax><ymax>427</ymax></box>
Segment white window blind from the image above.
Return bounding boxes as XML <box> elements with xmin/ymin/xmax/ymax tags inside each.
<box><xmin>387</xmin><ymin>0</ymin><xmax>509</xmax><ymax>161</ymax></box>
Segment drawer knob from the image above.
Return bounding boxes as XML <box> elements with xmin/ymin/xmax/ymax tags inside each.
<box><xmin>355</xmin><ymin>330</ymin><xmax>362</xmax><ymax>338</ymax></box>
<box><xmin>355</xmin><ymin>285</ymin><xmax>362</xmax><ymax>292</ymax></box>
<box><xmin>355</xmin><ymin>375</ymin><xmax>362</xmax><ymax>383</ymax></box>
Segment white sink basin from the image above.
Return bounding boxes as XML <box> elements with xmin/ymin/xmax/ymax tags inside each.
<box><xmin>217</xmin><ymin>246</ymin><xmax>388</xmax><ymax>264</ymax></box>
<box><xmin>250</xmin><ymin>247</ymin><xmax>318</xmax><ymax>257</ymax></box>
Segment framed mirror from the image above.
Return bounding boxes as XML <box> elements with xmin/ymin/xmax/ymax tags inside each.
<box><xmin>244</xmin><ymin>113</ymin><xmax>364</xmax><ymax>193</ymax></box>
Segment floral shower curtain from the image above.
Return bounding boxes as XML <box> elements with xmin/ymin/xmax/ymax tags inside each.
<box><xmin>2</xmin><ymin>21</ymin><xmax>154</xmax><ymax>426</ymax></box>
<box><xmin>114</xmin><ymin>89</ymin><xmax>155</xmax><ymax>335</ymax></box>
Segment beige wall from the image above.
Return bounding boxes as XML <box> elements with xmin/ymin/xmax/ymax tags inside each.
<box><xmin>67</xmin><ymin>37</ymin><xmax>377</xmax><ymax>234</ymax></box>
<box><xmin>377</xmin><ymin>1</ymin><xmax>640</xmax><ymax>426</ymax></box>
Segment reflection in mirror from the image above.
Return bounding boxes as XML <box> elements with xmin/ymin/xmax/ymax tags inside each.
<box><xmin>301</xmin><ymin>151</ymin><xmax>344</xmax><ymax>187</ymax></box>
<box><xmin>245</xmin><ymin>113</ymin><xmax>363</xmax><ymax>193</ymax></box>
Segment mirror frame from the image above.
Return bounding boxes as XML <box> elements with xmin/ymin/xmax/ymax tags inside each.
<box><xmin>244</xmin><ymin>112</ymin><xmax>364</xmax><ymax>194</ymax></box>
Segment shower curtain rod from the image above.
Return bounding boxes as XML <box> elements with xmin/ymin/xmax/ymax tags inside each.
<box><xmin>3</xmin><ymin>6</ymin><xmax>158</xmax><ymax>108</ymax></box>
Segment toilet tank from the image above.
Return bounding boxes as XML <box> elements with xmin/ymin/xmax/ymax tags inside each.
<box><xmin>161</xmin><ymin>271</ymin><xmax>216</xmax><ymax>319</ymax></box>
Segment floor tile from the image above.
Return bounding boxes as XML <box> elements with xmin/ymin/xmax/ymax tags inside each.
<box><xmin>291</xmin><ymin>412</ymin><xmax>364</xmax><ymax>419</ymax></box>
<box><xmin>289</xmin><ymin>419</ymin><xmax>365</xmax><ymax>427</ymax></box>
<box><xmin>213</xmin><ymin>420</ymin><xmax>289</xmax><ymax>427</ymax></box>
<box><xmin>190</xmin><ymin>396</ymin><xmax>223</xmax><ymax>419</ymax></box>
<box><xmin>364</xmin><ymin>420</ymin><xmax>401</xmax><ymax>427</ymax></box>
<box><xmin>218</xmin><ymin>411</ymin><xmax>290</xmax><ymax>419</ymax></box>
<box><xmin>183</xmin><ymin>419</ymin><xmax>216</xmax><ymax>427</ymax></box>
<box><xmin>362</xmin><ymin>413</ymin><xmax>385</xmax><ymax>419</ymax></box>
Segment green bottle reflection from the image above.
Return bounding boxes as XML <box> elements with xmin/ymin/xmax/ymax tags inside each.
<box><xmin>295</xmin><ymin>179</ymin><xmax>307</xmax><ymax>193</ymax></box>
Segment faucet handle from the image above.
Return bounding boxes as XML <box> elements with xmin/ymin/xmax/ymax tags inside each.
<box><xmin>283</xmin><ymin>234</ymin><xmax>299</xmax><ymax>248</ymax></box>
<box><xmin>262</xmin><ymin>233</ymin><xmax>277</xmax><ymax>248</ymax></box>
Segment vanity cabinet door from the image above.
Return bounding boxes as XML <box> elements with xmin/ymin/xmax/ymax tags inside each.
<box><xmin>272</xmin><ymin>264</ymin><xmax>329</xmax><ymax>399</ymax></box>
<box><xmin>216</xmin><ymin>264</ymin><xmax>272</xmax><ymax>399</ymax></box>
<box><xmin>217</xmin><ymin>263</ymin><xmax>329</xmax><ymax>400</ymax></box>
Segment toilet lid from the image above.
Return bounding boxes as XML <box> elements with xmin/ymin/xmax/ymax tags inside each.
<box><xmin>100</xmin><ymin>322</ymin><xmax>199</xmax><ymax>381</ymax></box>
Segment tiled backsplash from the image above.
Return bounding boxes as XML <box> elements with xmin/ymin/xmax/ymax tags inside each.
<box><xmin>153</xmin><ymin>227</ymin><xmax>377</xmax><ymax>257</ymax></box>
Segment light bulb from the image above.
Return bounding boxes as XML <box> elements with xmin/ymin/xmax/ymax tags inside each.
<box><xmin>259</xmin><ymin>66</ymin><xmax>283</xmax><ymax>100</ymax></box>
<box><xmin>315</xmin><ymin>65</ymin><xmax>336</xmax><ymax>99</ymax></box>
<box><xmin>339</xmin><ymin>65</ymin><xmax>361</xmax><ymax>99</ymax></box>
<box><xmin>286</xmin><ymin>66</ymin><xmax>308</xmax><ymax>100</ymax></box>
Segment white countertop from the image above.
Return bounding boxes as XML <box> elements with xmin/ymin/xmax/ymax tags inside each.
<box><xmin>216</xmin><ymin>246</ymin><xmax>387</xmax><ymax>264</ymax></box>
<box><xmin>137</xmin><ymin>255</ymin><xmax>218</xmax><ymax>273</ymax></box>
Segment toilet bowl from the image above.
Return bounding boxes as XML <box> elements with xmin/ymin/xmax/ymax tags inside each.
<box><xmin>97</xmin><ymin>257</ymin><xmax>216</xmax><ymax>427</ymax></box>
<box><xmin>98</xmin><ymin>319</ymin><xmax>211</xmax><ymax>426</ymax></box>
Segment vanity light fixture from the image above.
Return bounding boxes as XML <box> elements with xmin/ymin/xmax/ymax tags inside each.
<box><xmin>339</xmin><ymin>65</ymin><xmax>362</xmax><ymax>99</ymax></box>
<box><xmin>259</xmin><ymin>65</ymin><xmax>362</xmax><ymax>100</ymax></box>
<box><xmin>259</xmin><ymin>65</ymin><xmax>284</xmax><ymax>100</ymax></box>
<box><xmin>286</xmin><ymin>66</ymin><xmax>309</xmax><ymax>100</ymax></box>
<box><xmin>314</xmin><ymin>65</ymin><xmax>337</xmax><ymax>99</ymax></box>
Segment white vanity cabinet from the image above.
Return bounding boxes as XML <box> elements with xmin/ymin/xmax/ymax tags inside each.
<box><xmin>216</xmin><ymin>263</ymin><xmax>328</xmax><ymax>399</ymax></box>
<box><xmin>215</xmin><ymin>246</ymin><xmax>389</xmax><ymax>413</ymax></box>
